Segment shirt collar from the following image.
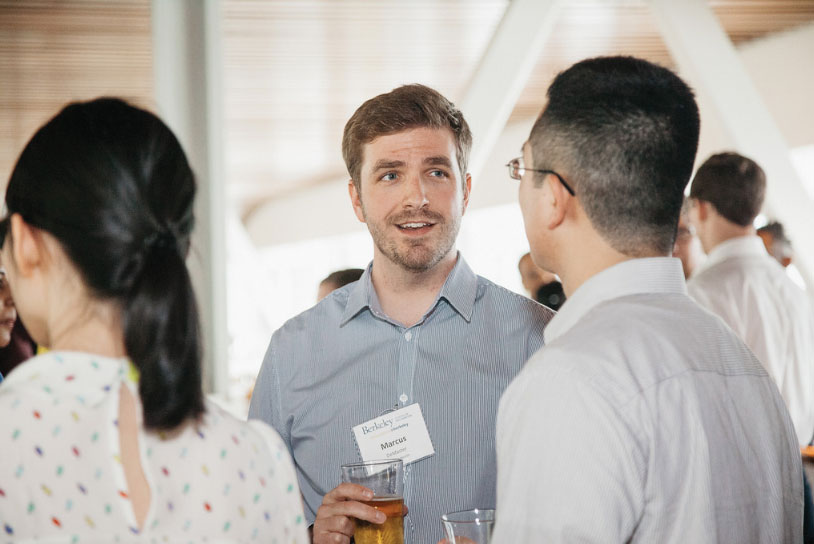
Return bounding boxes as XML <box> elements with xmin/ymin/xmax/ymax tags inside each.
<box><xmin>438</xmin><ymin>255</ymin><xmax>478</xmax><ymax>322</ymax></box>
<box><xmin>341</xmin><ymin>263</ymin><xmax>375</xmax><ymax>324</ymax></box>
<box><xmin>340</xmin><ymin>253</ymin><xmax>478</xmax><ymax>326</ymax></box>
<box><xmin>544</xmin><ymin>257</ymin><xmax>687</xmax><ymax>344</ymax></box>
<box><xmin>697</xmin><ymin>235</ymin><xmax>767</xmax><ymax>272</ymax></box>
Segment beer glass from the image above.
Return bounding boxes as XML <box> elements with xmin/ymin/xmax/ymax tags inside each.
<box><xmin>341</xmin><ymin>459</ymin><xmax>405</xmax><ymax>544</ymax></box>
<box><xmin>441</xmin><ymin>508</ymin><xmax>495</xmax><ymax>544</ymax></box>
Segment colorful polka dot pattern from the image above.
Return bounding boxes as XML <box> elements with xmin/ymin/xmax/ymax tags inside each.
<box><xmin>0</xmin><ymin>352</ymin><xmax>307</xmax><ymax>543</ymax></box>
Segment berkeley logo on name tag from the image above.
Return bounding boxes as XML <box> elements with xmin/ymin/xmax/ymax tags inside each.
<box><xmin>352</xmin><ymin>403</ymin><xmax>435</xmax><ymax>465</ymax></box>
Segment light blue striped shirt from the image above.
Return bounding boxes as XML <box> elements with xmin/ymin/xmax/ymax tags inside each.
<box><xmin>249</xmin><ymin>254</ymin><xmax>553</xmax><ymax>543</ymax></box>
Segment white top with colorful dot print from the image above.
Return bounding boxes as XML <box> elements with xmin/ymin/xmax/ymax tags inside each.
<box><xmin>0</xmin><ymin>351</ymin><xmax>308</xmax><ymax>543</ymax></box>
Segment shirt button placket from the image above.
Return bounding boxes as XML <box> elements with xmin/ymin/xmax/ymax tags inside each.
<box><xmin>396</xmin><ymin>325</ymin><xmax>418</xmax><ymax>539</ymax></box>
<box><xmin>399</xmin><ymin>331</ymin><xmax>412</xmax><ymax>407</ymax></box>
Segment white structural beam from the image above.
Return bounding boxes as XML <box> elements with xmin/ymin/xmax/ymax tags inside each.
<box><xmin>152</xmin><ymin>0</ymin><xmax>228</xmax><ymax>395</ymax></box>
<box><xmin>461</xmin><ymin>0</ymin><xmax>561</xmax><ymax>181</ymax></box>
<box><xmin>650</xmin><ymin>0</ymin><xmax>814</xmax><ymax>287</ymax></box>
<box><xmin>246</xmin><ymin>178</ymin><xmax>364</xmax><ymax>247</ymax></box>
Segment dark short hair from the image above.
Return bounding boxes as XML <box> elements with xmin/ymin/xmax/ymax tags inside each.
<box><xmin>757</xmin><ymin>221</ymin><xmax>789</xmax><ymax>244</ymax></box>
<box><xmin>322</xmin><ymin>268</ymin><xmax>364</xmax><ymax>289</ymax></box>
<box><xmin>342</xmin><ymin>84</ymin><xmax>472</xmax><ymax>190</ymax></box>
<box><xmin>529</xmin><ymin>56</ymin><xmax>700</xmax><ymax>256</ymax></box>
<box><xmin>757</xmin><ymin>220</ymin><xmax>792</xmax><ymax>259</ymax></box>
<box><xmin>4</xmin><ymin>97</ymin><xmax>203</xmax><ymax>431</ymax></box>
<box><xmin>690</xmin><ymin>152</ymin><xmax>765</xmax><ymax>227</ymax></box>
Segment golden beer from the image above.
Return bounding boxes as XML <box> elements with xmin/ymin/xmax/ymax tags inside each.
<box><xmin>354</xmin><ymin>495</ymin><xmax>404</xmax><ymax>544</ymax></box>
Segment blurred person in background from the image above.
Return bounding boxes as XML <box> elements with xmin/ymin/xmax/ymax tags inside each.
<box><xmin>0</xmin><ymin>320</ymin><xmax>36</xmax><ymax>380</ymax></box>
<box><xmin>317</xmin><ymin>268</ymin><xmax>364</xmax><ymax>301</ymax></box>
<box><xmin>0</xmin><ymin>98</ymin><xmax>307</xmax><ymax>542</ymax></box>
<box><xmin>757</xmin><ymin>220</ymin><xmax>793</xmax><ymax>268</ymax></box>
<box><xmin>688</xmin><ymin>152</ymin><xmax>814</xmax><ymax>542</ymax></box>
<box><xmin>518</xmin><ymin>252</ymin><xmax>565</xmax><ymax>310</ymax></box>
<box><xmin>672</xmin><ymin>197</ymin><xmax>704</xmax><ymax>279</ymax></box>
<box><xmin>688</xmin><ymin>152</ymin><xmax>814</xmax><ymax>448</ymax></box>
<box><xmin>0</xmin><ymin>270</ymin><xmax>15</xmax><ymax>348</ymax></box>
<box><xmin>0</xmin><ymin>269</ymin><xmax>18</xmax><ymax>382</ymax></box>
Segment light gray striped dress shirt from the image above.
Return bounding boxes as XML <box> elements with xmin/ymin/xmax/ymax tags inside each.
<box><xmin>249</xmin><ymin>255</ymin><xmax>553</xmax><ymax>543</ymax></box>
<box><xmin>494</xmin><ymin>257</ymin><xmax>803</xmax><ymax>543</ymax></box>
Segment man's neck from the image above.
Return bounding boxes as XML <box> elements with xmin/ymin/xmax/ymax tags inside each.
<box><xmin>370</xmin><ymin>252</ymin><xmax>458</xmax><ymax>327</ymax></box>
<box><xmin>555</xmin><ymin>232</ymin><xmax>662</xmax><ymax>298</ymax></box>
<box><xmin>703</xmin><ymin>221</ymin><xmax>754</xmax><ymax>254</ymax></box>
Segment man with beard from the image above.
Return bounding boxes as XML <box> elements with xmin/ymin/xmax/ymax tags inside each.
<box><xmin>249</xmin><ymin>84</ymin><xmax>553</xmax><ymax>544</ymax></box>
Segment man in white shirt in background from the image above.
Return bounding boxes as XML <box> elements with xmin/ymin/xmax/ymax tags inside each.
<box><xmin>672</xmin><ymin>197</ymin><xmax>704</xmax><ymax>279</ymax></box>
<box><xmin>687</xmin><ymin>152</ymin><xmax>814</xmax><ymax>447</ymax></box>
<box><xmin>518</xmin><ymin>252</ymin><xmax>565</xmax><ymax>310</ymax></box>
<box><xmin>493</xmin><ymin>56</ymin><xmax>803</xmax><ymax>543</ymax></box>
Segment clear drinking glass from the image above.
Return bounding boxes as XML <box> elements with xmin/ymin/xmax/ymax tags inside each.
<box><xmin>340</xmin><ymin>459</ymin><xmax>405</xmax><ymax>544</ymax></box>
<box><xmin>441</xmin><ymin>508</ymin><xmax>495</xmax><ymax>544</ymax></box>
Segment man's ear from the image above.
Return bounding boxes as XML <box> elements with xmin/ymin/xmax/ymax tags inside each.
<box><xmin>545</xmin><ymin>174</ymin><xmax>571</xmax><ymax>230</ymax></box>
<box><xmin>461</xmin><ymin>173</ymin><xmax>472</xmax><ymax>214</ymax></box>
<box><xmin>348</xmin><ymin>180</ymin><xmax>366</xmax><ymax>223</ymax></box>
<box><xmin>9</xmin><ymin>213</ymin><xmax>44</xmax><ymax>278</ymax></box>
<box><xmin>695</xmin><ymin>199</ymin><xmax>709</xmax><ymax>222</ymax></box>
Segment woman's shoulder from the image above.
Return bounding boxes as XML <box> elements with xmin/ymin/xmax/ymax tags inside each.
<box><xmin>142</xmin><ymin>399</ymin><xmax>306</xmax><ymax>539</ymax></box>
<box><xmin>0</xmin><ymin>353</ymin><xmax>56</xmax><ymax>409</ymax></box>
<box><xmin>147</xmin><ymin>398</ymin><xmax>291</xmax><ymax>470</ymax></box>
<box><xmin>201</xmin><ymin>398</ymin><xmax>288</xmax><ymax>454</ymax></box>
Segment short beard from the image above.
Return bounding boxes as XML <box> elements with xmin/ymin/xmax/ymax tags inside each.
<box><xmin>365</xmin><ymin>207</ymin><xmax>461</xmax><ymax>272</ymax></box>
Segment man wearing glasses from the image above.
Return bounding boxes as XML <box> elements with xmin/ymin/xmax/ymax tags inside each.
<box><xmin>672</xmin><ymin>197</ymin><xmax>703</xmax><ymax>279</ymax></box>
<box><xmin>249</xmin><ymin>84</ymin><xmax>553</xmax><ymax>544</ymax></box>
<box><xmin>493</xmin><ymin>57</ymin><xmax>802</xmax><ymax>542</ymax></box>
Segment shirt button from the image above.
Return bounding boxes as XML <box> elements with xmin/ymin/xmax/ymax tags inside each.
<box><xmin>405</xmin><ymin>331</ymin><xmax>412</xmax><ymax>341</ymax></box>
<box><xmin>399</xmin><ymin>394</ymin><xmax>408</xmax><ymax>403</ymax></box>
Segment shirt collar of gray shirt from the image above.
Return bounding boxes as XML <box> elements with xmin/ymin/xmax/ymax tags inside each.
<box><xmin>544</xmin><ymin>257</ymin><xmax>687</xmax><ymax>345</ymax></box>
<box><xmin>340</xmin><ymin>252</ymin><xmax>478</xmax><ymax>327</ymax></box>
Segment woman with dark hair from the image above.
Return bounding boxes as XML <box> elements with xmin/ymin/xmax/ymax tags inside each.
<box><xmin>0</xmin><ymin>98</ymin><xmax>307</xmax><ymax>542</ymax></box>
<box><xmin>0</xmin><ymin>271</ymin><xmax>16</xmax><ymax>350</ymax></box>
<box><xmin>0</xmin><ymin>269</ymin><xmax>19</xmax><ymax>383</ymax></box>
<box><xmin>0</xmin><ymin>318</ymin><xmax>36</xmax><ymax>380</ymax></box>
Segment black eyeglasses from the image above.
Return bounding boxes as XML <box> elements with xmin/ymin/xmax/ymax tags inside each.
<box><xmin>506</xmin><ymin>157</ymin><xmax>575</xmax><ymax>196</ymax></box>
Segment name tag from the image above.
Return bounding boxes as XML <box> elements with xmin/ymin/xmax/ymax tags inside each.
<box><xmin>352</xmin><ymin>403</ymin><xmax>435</xmax><ymax>465</ymax></box>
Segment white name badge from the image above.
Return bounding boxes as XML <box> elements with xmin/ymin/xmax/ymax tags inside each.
<box><xmin>352</xmin><ymin>403</ymin><xmax>436</xmax><ymax>465</ymax></box>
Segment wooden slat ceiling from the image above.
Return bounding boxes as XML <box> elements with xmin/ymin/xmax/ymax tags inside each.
<box><xmin>1</xmin><ymin>0</ymin><xmax>812</xmax><ymax>218</ymax></box>
<box><xmin>0</xmin><ymin>1</ymin><xmax>153</xmax><ymax>188</ymax></box>
<box><xmin>221</xmin><ymin>0</ymin><xmax>507</xmax><ymax>209</ymax></box>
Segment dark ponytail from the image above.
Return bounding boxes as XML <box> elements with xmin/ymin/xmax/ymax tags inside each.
<box><xmin>4</xmin><ymin>97</ymin><xmax>204</xmax><ymax>430</ymax></box>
